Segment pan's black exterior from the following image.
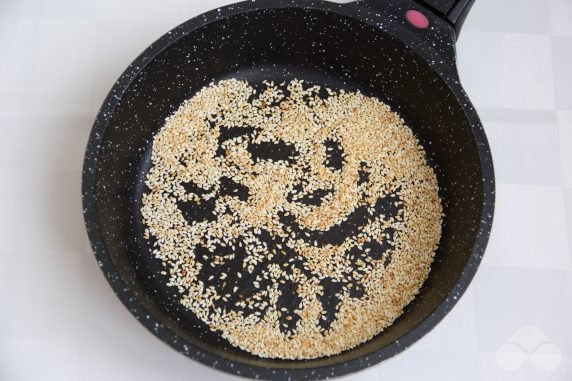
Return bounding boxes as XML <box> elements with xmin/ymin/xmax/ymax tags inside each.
<box><xmin>82</xmin><ymin>0</ymin><xmax>494</xmax><ymax>379</ymax></box>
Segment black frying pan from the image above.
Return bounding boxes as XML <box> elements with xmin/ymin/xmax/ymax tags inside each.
<box><xmin>82</xmin><ymin>0</ymin><xmax>494</xmax><ymax>379</ymax></box>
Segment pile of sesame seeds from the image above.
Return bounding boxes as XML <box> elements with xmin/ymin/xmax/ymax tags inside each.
<box><xmin>141</xmin><ymin>79</ymin><xmax>443</xmax><ymax>359</ymax></box>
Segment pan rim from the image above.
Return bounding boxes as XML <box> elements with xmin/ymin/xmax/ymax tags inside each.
<box><xmin>82</xmin><ymin>0</ymin><xmax>495</xmax><ymax>379</ymax></box>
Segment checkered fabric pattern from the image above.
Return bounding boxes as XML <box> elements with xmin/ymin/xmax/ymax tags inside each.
<box><xmin>0</xmin><ymin>0</ymin><xmax>570</xmax><ymax>379</ymax></box>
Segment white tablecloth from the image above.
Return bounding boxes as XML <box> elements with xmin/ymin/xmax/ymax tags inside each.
<box><xmin>1</xmin><ymin>0</ymin><xmax>571</xmax><ymax>380</ymax></box>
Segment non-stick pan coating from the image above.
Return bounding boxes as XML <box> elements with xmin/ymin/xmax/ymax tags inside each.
<box><xmin>84</xmin><ymin>2</ymin><xmax>494</xmax><ymax>379</ymax></box>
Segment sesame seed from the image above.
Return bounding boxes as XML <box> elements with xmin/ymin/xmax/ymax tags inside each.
<box><xmin>140</xmin><ymin>79</ymin><xmax>443</xmax><ymax>360</ymax></box>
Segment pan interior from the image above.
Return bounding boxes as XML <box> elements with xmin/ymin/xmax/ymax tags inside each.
<box><xmin>93</xmin><ymin>7</ymin><xmax>483</xmax><ymax>369</ymax></box>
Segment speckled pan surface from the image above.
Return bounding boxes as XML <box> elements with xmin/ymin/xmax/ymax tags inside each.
<box><xmin>82</xmin><ymin>0</ymin><xmax>494</xmax><ymax>380</ymax></box>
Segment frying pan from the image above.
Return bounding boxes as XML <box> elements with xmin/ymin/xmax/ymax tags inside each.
<box><xmin>82</xmin><ymin>0</ymin><xmax>495</xmax><ymax>379</ymax></box>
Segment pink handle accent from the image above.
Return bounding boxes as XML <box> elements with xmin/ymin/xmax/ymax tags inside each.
<box><xmin>406</xmin><ymin>9</ymin><xmax>430</xmax><ymax>29</ymax></box>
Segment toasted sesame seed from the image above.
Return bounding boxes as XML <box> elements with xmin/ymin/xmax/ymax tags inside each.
<box><xmin>141</xmin><ymin>79</ymin><xmax>442</xmax><ymax>360</ymax></box>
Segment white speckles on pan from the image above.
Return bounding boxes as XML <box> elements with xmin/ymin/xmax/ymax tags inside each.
<box><xmin>82</xmin><ymin>0</ymin><xmax>494</xmax><ymax>380</ymax></box>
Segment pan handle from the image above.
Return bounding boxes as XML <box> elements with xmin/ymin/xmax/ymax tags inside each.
<box><xmin>357</xmin><ymin>0</ymin><xmax>473</xmax><ymax>65</ymax></box>
<box><xmin>414</xmin><ymin>0</ymin><xmax>475</xmax><ymax>36</ymax></box>
<box><xmin>357</xmin><ymin>0</ymin><xmax>474</xmax><ymax>38</ymax></box>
